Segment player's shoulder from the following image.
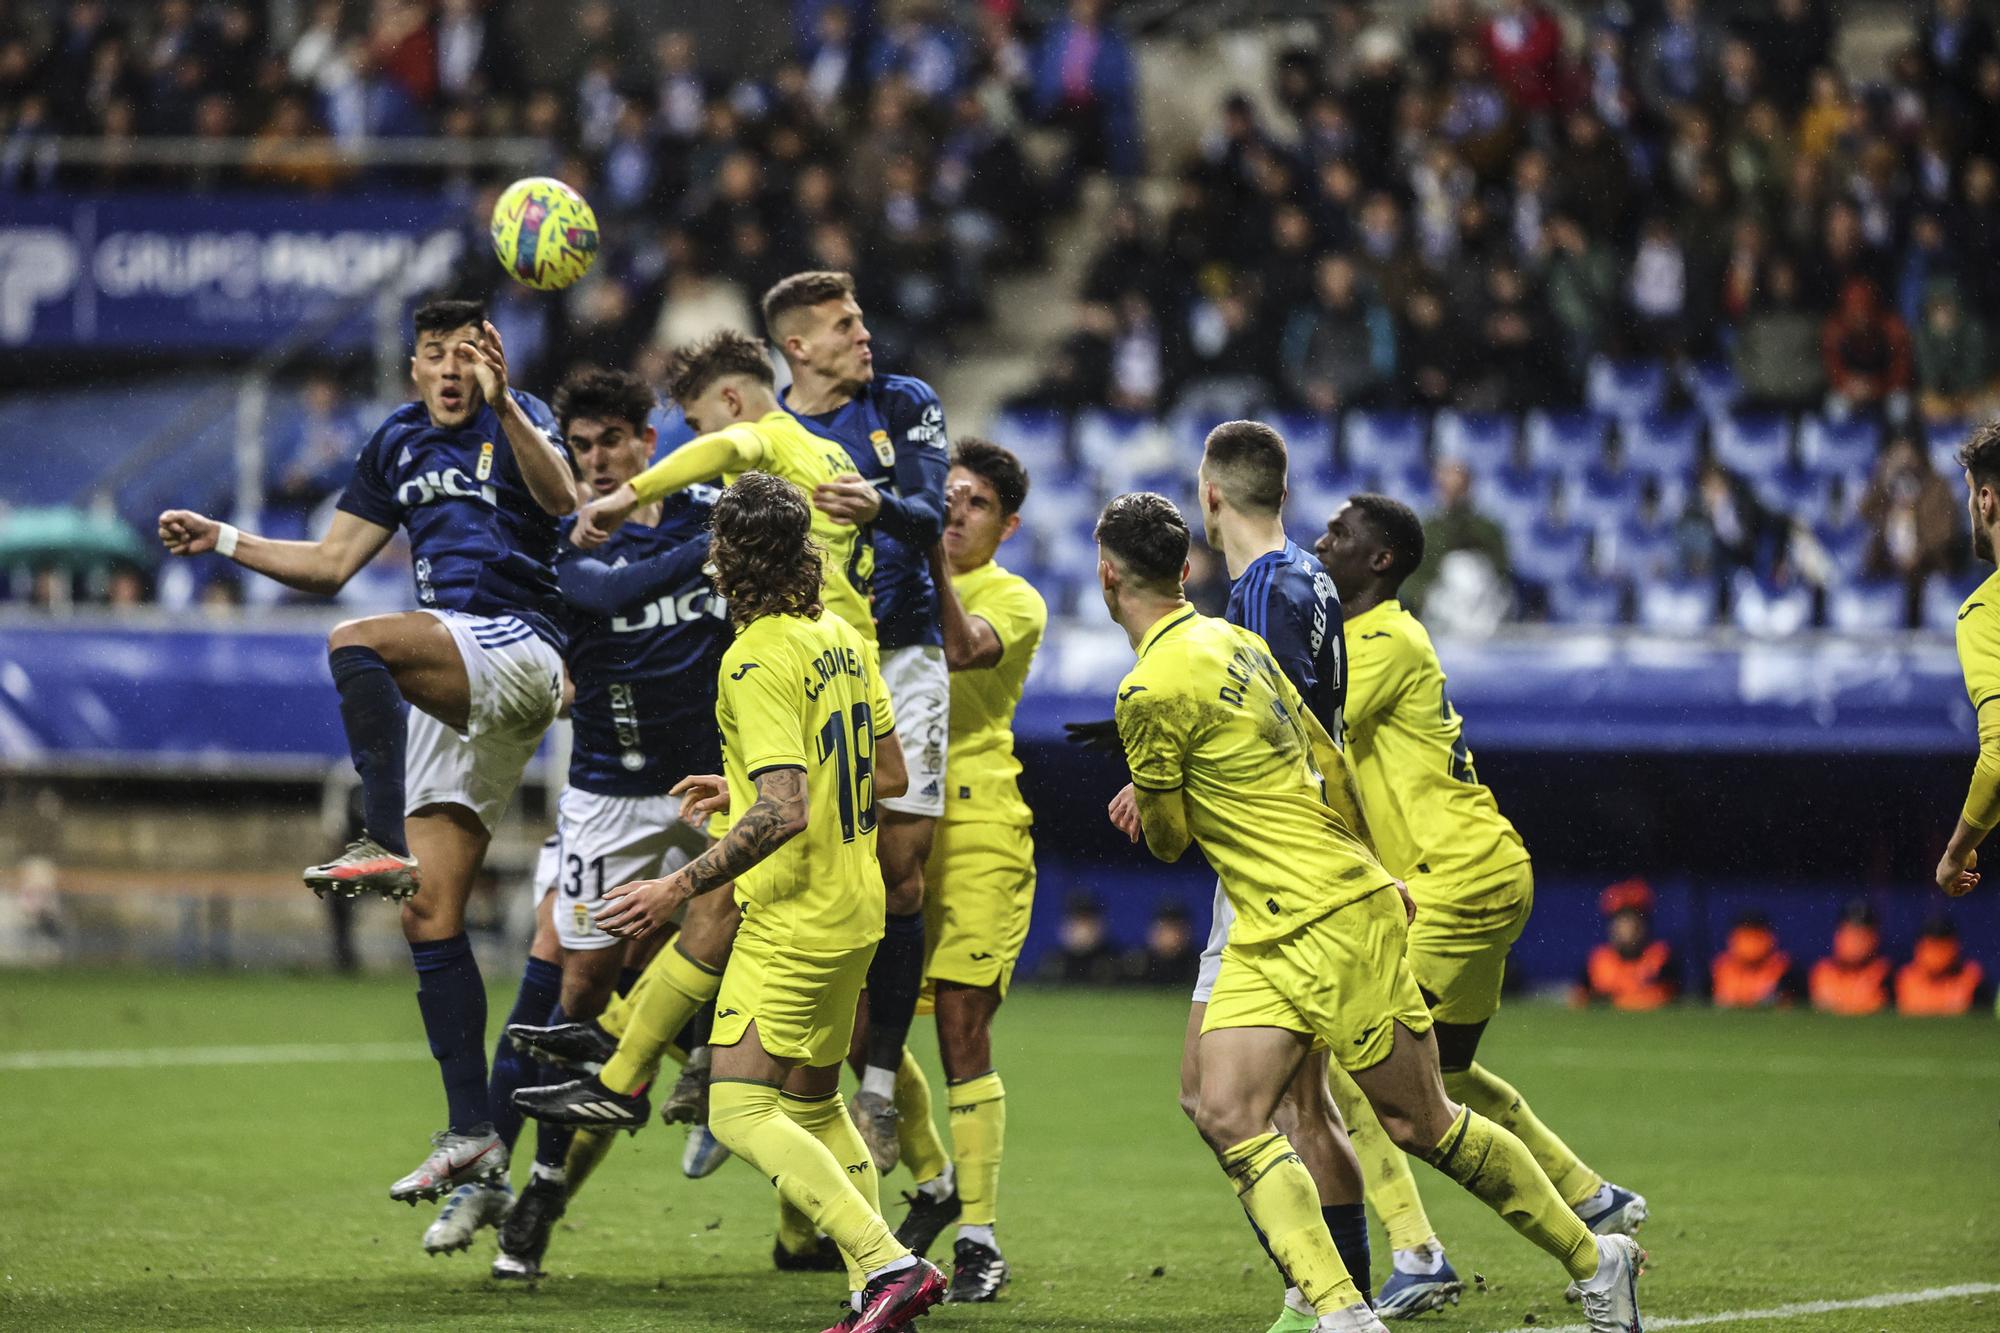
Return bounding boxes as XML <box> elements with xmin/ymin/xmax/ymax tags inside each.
<box><xmin>507</xmin><ymin>387</ymin><xmax>557</xmax><ymax>427</ymax></box>
<box><xmin>975</xmin><ymin>562</ymin><xmax>1048</xmax><ymax>618</ymax></box>
<box><xmin>1351</xmin><ymin>599</ymin><xmax>1429</xmax><ymax>652</ymax></box>
<box><xmin>873</xmin><ymin>373</ymin><xmax>941</xmax><ymax>409</ymax></box>
<box><xmin>874</xmin><ymin>374</ymin><xmax>947</xmax><ymax>442</ymax></box>
<box><xmin>1956</xmin><ymin>570</ymin><xmax>2000</xmax><ymax>636</ymax></box>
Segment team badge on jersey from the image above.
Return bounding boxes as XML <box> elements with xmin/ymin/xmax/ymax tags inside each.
<box><xmin>476</xmin><ymin>441</ymin><xmax>494</xmax><ymax>481</ymax></box>
<box><xmin>868</xmin><ymin>428</ymin><xmax>896</xmax><ymax>468</ymax></box>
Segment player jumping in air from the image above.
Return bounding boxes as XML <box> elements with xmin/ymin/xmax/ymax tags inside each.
<box><xmin>767</xmin><ymin>270</ymin><xmax>953</xmax><ymax>1171</ymax></box>
<box><xmin>158</xmin><ymin>299</ymin><xmax>579</xmax><ymax>1207</ymax></box>
<box><xmin>590</xmin><ymin>471</ymin><xmax>945</xmax><ymax>1332</ymax></box>
<box><xmin>887</xmin><ymin>439</ymin><xmax>1047</xmax><ymax>1301</ymax></box>
<box><xmin>1313</xmin><ymin>494</ymin><xmax>1649</xmax><ymax>1273</ymax></box>
<box><xmin>1094</xmin><ymin>493</ymin><xmax>1644</xmax><ymax>1333</ymax></box>
<box><xmin>1937</xmin><ymin>420</ymin><xmax>2000</xmax><ymax>899</ymax></box>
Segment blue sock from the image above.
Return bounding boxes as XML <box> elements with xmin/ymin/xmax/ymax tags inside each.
<box><xmin>863</xmin><ymin>910</ymin><xmax>926</xmax><ymax>1069</ymax></box>
<box><xmin>1324</xmin><ymin>1202</ymin><xmax>1372</xmax><ymax>1297</ymax></box>
<box><xmin>532</xmin><ymin>1000</ymin><xmax>575</xmax><ymax>1172</ymax></box>
<box><xmin>411</xmin><ymin>933</ymin><xmax>490</xmax><ymax>1135</ymax></box>
<box><xmin>328</xmin><ymin>645</ymin><xmax>409</xmax><ymax>856</ymax></box>
<box><xmin>488</xmin><ymin>956</ymin><xmax>563</xmax><ymax>1151</ymax></box>
<box><xmin>616</xmin><ymin>965</ymin><xmax>644</xmax><ymax>997</ymax></box>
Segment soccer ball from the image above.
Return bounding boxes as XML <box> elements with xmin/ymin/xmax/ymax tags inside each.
<box><xmin>490</xmin><ymin>176</ymin><xmax>599</xmax><ymax>292</ymax></box>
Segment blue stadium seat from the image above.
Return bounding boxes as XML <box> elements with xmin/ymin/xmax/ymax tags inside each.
<box><xmin>1342</xmin><ymin>409</ymin><xmax>1428</xmax><ymax>474</ymax></box>
<box><xmin>1434</xmin><ymin>412</ymin><xmax>1518</xmax><ymax>476</ymax></box>
<box><xmin>1712</xmin><ymin>412</ymin><xmax>1793</xmax><ymax>480</ymax></box>
<box><xmin>1374</xmin><ymin>463</ymin><xmax>1436</xmax><ymax>512</ymax></box>
<box><xmin>1525</xmin><ymin>410</ymin><xmax>1609</xmax><ymax>476</ymax></box>
<box><xmin>1826</xmin><ymin>579</ymin><xmax>1908</xmax><ymax>633</ymax></box>
<box><xmin>1586</xmin><ymin>357</ymin><xmax>1667</xmax><ymax>420</ymax></box>
<box><xmin>1566</xmin><ymin>465</ymin><xmax>1645</xmax><ymax>532</ymax></box>
<box><xmin>1751</xmin><ymin>466</ymin><xmax>1828</xmax><ymax>523</ymax></box>
<box><xmin>1927</xmin><ymin>420</ymin><xmax>1971</xmax><ymax>478</ymax></box>
<box><xmin>1266</xmin><ymin>409</ymin><xmax>1335</xmax><ymax>470</ymax></box>
<box><xmin>1601</xmin><ymin>517</ymin><xmax>1682</xmax><ymax>580</ymax></box>
<box><xmin>1622</xmin><ymin>411</ymin><xmax>1702</xmax><ymax>479</ymax></box>
<box><xmin>1511</xmin><ymin>520</ymin><xmax>1592</xmax><ymax>589</ymax></box>
<box><xmin>1074</xmin><ymin>408</ymin><xmax>1155</xmax><ymax>476</ymax></box>
<box><xmin>1797</xmin><ymin>415</ymin><xmax>1881</xmax><ymax>479</ymax></box>
<box><xmin>1814</xmin><ymin>519</ymin><xmax>1872</xmax><ymax>579</ymax></box>
<box><xmin>994</xmin><ymin>406</ymin><xmax>1071</xmax><ymax>475</ymax></box>
<box><xmin>1681</xmin><ymin>359</ymin><xmax>1741</xmax><ymax>421</ymax></box>
<box><xmin>1131</xmin><ymin>468</ymin><xmax>1195</xmax><ymax>509</ymax></box>
<box><xmin>1636</xmin><ymin>577</ymin><xmax>1717</xmax><ymax>632</ymax></box>
<box><xmin>1547</xmin><ymin>573</ymin><xmax>1626</xmax><ymax>626</ymax></box>
<box><xmin>1482</xmin><ymin>465</ymin><xmax>1554</xmax><ymax>539</ymax></box>
<box><xmin>1729</xmin><ymin>571</ymin><xmax>1814</xmax><ymax>637</ymax></box>
<box><xmin>1923</xmin><ymin>572</ymin><xmax>1986</xmax><ymax>633</ymax></box>
<box><xmin>1286</xmin><ymin>477</ymin><xmax>1351</xmax><ymax>534</ymax></box>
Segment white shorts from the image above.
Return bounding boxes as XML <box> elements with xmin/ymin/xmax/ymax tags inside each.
<box><xmin>541</xmin><ymin>786</ymin><xmax>708</xmax><ymax>952</ymax></box>
<box><xmin>1191</xmin><ymin>881</ymin><xmax>1233</xmax><ymax>1005</ymax></box>
<box><xmin>405</xmin><ymin>611</ymin><xmax>564</xmax><ymax>833</ymax></box>
<box><xmin>877</xmin><ymin>644</ymin><xmax>949</xmax><ymax>818</ymax></box>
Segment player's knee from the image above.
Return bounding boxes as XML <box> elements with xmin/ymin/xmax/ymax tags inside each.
<box><xmin>1176</xmin><ymin>1084</ymin><xmax>1201</xmax><ymax>1125</ymax></box>
<box><xmin>327</xmin><ymin>618</ymin><xmax>379</xmax><ymax>657</ymax></box>
<box><xmin>1193</xmin><ymin>1097</ymin><xmax>1259</xmax><ymax>1150</ymax></box>
<box><xmin>883</xmin><ymin>866</ymin><xmax>925</xmax><ymax>916</ymax></box>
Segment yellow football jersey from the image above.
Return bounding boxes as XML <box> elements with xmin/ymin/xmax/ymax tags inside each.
<box><xmin>716</xmin><ymin>609</ymin><xmax>896</xmax><ymax>951</ymax></box>
<box><xmin>1955</xmin><ymin>568</ymin><xmax>2000</xmax><ymax>828</ymax></box>
<box><xmin>1341</xmin><ymin>600</ymin><xmax>1527</xmax><ymax>893</ymax></box>
<box><xmin>941</xmin><ymin>561</ymin><xmax>1047</xmax><ymax>827</ymax></box>
<box><xmin>1115</xmin><ymin>609</ymin><xmax>1393</xmax><ymax>945</ymax></box>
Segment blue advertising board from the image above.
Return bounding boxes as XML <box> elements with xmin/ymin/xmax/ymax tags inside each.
<box><xmin>0</xmin><ymin>194</ymin><xmax>464</xmax><ymax>350</ymax></box>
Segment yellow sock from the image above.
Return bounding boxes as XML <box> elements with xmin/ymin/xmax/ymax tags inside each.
<box><xmin>562</xmin><ymin>1127</ymin><xmax>617</xmax><ymax>1198</ymax></box>
<box><xmin>946</xmin><ymin>1071</ymin><xmax>1005</xmax><ymax>1229</ymax></box>
<box><xmin>1221</xmin><ymin>1132</ymin><xmax>1365</xmax><ymax>1313</ymax></box>
<box><xmin>1425</xmin><ymin>1107</ymin><xmax>1599</xmax><ymax>1282</ymax></box>
<box><xmin>1445</xmin><ymin>1063</ymin><xmax>1603</xmax><ymax>1208</ymax></box>
<box><xmin>1328</xmin><ymin>1065</ymin><xmax>1437</xmax><ymax>1251</ymax></box>
<box><xmin>894</xmin><ymin>1051</ymin><xmax>950</xmax><ymax>1187</ymax></box>
<box><xmin>775</xmin><ymin>1194</ymin><xmax>819</xmax><ymax>1257</ymax></box>
<box><xmin>730</xmin><ymin>1086</ymin><xmax>902</xmax><ymax>1289</ymax></box>
<box><xmin>599</xmin><ymin>945</ymin><xmax>721</xmax><ymax>1095</ymax></box>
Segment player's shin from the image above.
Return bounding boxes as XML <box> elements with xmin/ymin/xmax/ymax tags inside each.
<box><xmin>328</xmin><ymin>645</ymin><xmax>411</xmax><ymax>856</ymax></box>
<box><xmin>945</xmin><ymin>1071</ymin><xmax>1004</xmax><ymax>1230</ymax></box>
<box><xmin>1221</xmin><ymin>1132</ymin><xmax>1367</xmax><ymax>1314</ymax></box>
<box><xmin>411</xmin><ymin>933</ymin><xmax>492</xmax><ymax>1133</ymax></box>
<box><xmin>1423</xmin><ymin>1107</ymin><xmax>1599</xmax><ymax>1282</ymax></box>
<box><xmin>895</xmin><ymin>1051</ymin><xmax>952</xmax><ymax>1190</ymax></box>
<box><xmin>489</xmin><ymin>958</ymin><xmax>563</xmax><ymax>1151</ymax></box>
<box><xmin>1328</xmin><ymin>1068</ymin><xmax>1439</xmax><ymax>1253</ymax></box>
<box><xmin>1443</xmin><ymin>1062</ymin><xmax>1603</xmax><ymax>1208</ymax></box>
<box><xmin>861</xmin><ymin>911</ymin><xmax>927</xmax><ymax>1089</ymax></box>
<box><xmin>598</xmin><ymin>945</ymin><xmax>722</xmax><ymax>1095</ymax></box>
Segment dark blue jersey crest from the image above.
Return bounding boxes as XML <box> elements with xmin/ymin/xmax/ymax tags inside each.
<box><xmin>556</xmin><ymin>486</ymin><xmax>729</xmax><ymax>796</ymax></box>
<box><xmin>1225</xmin><ymin>539</ymin><xmax>1347</xmax><ymax>738</ymax></box>
<box><xmin>785</xmin><ymin>373</ymin><xmax>950</xmax><ymax>651</ymax></box>
<box><xmin>336</xmin><ymin>388</ymin><xmax>566</xmax><ymax>649</ymax></box>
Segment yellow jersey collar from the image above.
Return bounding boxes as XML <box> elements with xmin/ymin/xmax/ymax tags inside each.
<box><xmin>1137</xmin><ymin>605</ymin><xmax>1198</xmax><ymax>659</ymax></box>
<box><xmin>1346</xmin><ymin>599</ymin><xmax>1402</xmax><ymax>634</ymax></box>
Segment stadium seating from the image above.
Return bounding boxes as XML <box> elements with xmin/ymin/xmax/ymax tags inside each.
<box><xmin>1927</xmin><ymin>421</ymin><xmax>1970</xmax><ymax>479</ymax></box>
<box><xmin>1637</xmin><ymin>577</ymin><xmax>1718</xmax><ymax>633</ymax></box>
<box><xmin>1798</xmin><ymin>416</ymin><xmax>1882</xmax><ymax>479</ymax></box>
<box><xmin>1586</xmin><ymin>358</ymin><xmax>1668</xmax><ymax>421</ymax></box>
<box><xmin>1826</xmin><ymin>580</ymin><xmax>1909</xmax><ymax>634</ymax></box>
<box><xmin>1341</xmin><ymin>410</ymin><xmax>1428</xmax><ymax>475</ymax></box>
<box><xmin>1622</xmin><ymin>411</ymin><xmax>1703</xmax><ymax>480</ymax></box>
<box><xmin>1547</xmin><ymin>572</ymin><xmax>1626</xmax><ymax>627</ymax></box>
<box><xmin>1712</xmin><ymin>412</ymin><xmax>1794</xmax><ymax>481</ymax></box>
<box><xmin>1681</xmin><ymin>360</ymin><xmax>1742</xmax><ymax>422</ymax></box>
<box><xmin>1434</xmin><ymin>411</ymin><xmax>1518</xmax><ymax>476</ymax></box>
<box><xmin>1524</xmin><ymin>409</ymin><xmax>1610</xmax><ymax>477</ymax></box>
<box><xmin>1730</xmin><ymin>572</ymin><xmax>1815</xmax><ymax>637</ymax></box>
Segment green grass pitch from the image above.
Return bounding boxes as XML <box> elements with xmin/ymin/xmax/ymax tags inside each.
<box><xmin>0</xmin><ymin>970</ymin><xmax>1994</xmax><ymax>1331</ymax></box>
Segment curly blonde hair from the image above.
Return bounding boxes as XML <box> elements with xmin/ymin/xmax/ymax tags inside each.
<box><xmin>710</xmin><ymin>471</ymin><xmax>825</xmax><ymax>626</ymax></box>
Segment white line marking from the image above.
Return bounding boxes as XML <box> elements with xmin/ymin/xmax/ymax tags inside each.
<box><xmin>0</xmin><ymin>1042</ymin><xmax>427</xmax><ymax>1071</ymax></box>
<box><xmin>1513</xmin><ymin>1046</ymin><xmax>2000</xmax><ymax>1081</ymax></box>
<box><xmin>1483</xmin><ymin>1281</ymin><xmax>2000</xmax><ymax>1332</ymax></box>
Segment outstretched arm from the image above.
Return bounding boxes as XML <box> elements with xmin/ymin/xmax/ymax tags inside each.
<box><xmin>928</xmin><ymin>545</ymin><xmax>1002</xmax><ymax>672</ymax></box>
<box><xmin>594</xmin><ymin>766</ymin><xmax>808</xmax><ymax>937</ymax></box>
<box><xmin>576</xmin><ymin>427</ymin><xmax>765</xmax><ymax>547</ymax></box>
<box><xmin>459</xmin><ymin>321</ymin><xmax>579</xmax><ymax>517</ymax></box>
<box><xmin>158</xmin><ymin>507</ymin><xmax>391</xmax><ymax>597</ymax></box>
<box><xmin>557</xmin><ymin>534</ymin><xmax>711</xmax><ymax>616</ymax></box>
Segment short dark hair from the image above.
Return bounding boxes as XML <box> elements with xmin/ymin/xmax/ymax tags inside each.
<box><xmin>664</xmin><ymin>329</ymin><xmax>777</xmax><ymax>406</ymax></box>
<box><xmin>1095</xmin><ymin>492</ymin><xmax>1189</xmax><ymax>593</ymax></box>
<box><xmin>1347</xmin><ymin>492</ymin><xmax>1426</xmax><ymax>588</ymax></box>
<box><xmin>1202</xmin><ymin>419</ymin><xmax>1289</xmax><ymax>515</ymax></box>
<box><xmin>709</xmin><ymin>471</ymin><xmax>824</xmax><ymax>626</ymax></box>
<box><xmin>1957</xmin><ymin>419</ymin><xmax>2000</xmax><ymax>487</ymax></box>
<box><xmin>953</xmin><ymin>437</ymin><xmax>1030</xmax><ymax>518</ymax></box>
<box><xmin>761</xmin><ymin>269</ymin><xmax>856</xmax><ymax>333</ymax></box>
<box><xmin>413</xmin><ymin>298</ymin><xmax>485</xmax><ymax>340</ymax></box>
<box><xmin>553</xmin><ymin>367</ymin><xmax>656</xmax><ymax>437</ymax></box>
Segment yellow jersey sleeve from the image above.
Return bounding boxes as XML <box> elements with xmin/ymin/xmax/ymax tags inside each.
<box><xmin>1342</xmin><ymin>609</ymin><xmax>1418</xmax><ymax>730</ymax></box>
<box><xmin>628</xmin><ymin>423</ymin><xmax>767</xmax><ymax>505</ymax></box>
<box><xmin>1115</xmin><ymin>658</ymin><xmax>1188</xmax><ymax>793</ymax></box>
<box><xmin>719</xmin><ymin>632</ymin><xmax>808</xmax><ymax>777</ymax></box>
<box><xmin>974</xmin><ymin>572</ymin><xmax>1048</xmax><ymax>666</ymax></box>
<box><xmin>1956</xmin><ymin>578</ymin><xmax>2000</xmax><ymax>828</ymax></box>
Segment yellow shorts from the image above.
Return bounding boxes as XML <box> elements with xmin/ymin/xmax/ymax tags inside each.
<box><xmin>710</xmin><ymin>926</ymin><xmax>877</xmax><ymax>1068</ymax></box>
<box><xmin>1406</xmin><ymin>860</ymin><xmax>1534</xmax><ymax>1026</ymax></box>
<box><xmin>919</xmin><ymin>819</ymin><xmax>1036</xmax><ymax>1002</ymax></box>
<box><xmin>1202</xmin><ymin>884</ymin><xmax>1432</xmax><ymax>1072</ymax></box>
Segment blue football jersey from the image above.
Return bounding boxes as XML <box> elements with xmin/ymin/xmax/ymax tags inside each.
<box><xmin>556</xmin><ymin>487</ymin><xmax>729</xmax><ymax>796</ymax></box>
<box><xmin>336</xmin><ymin>389</ymin><xmax>567</xmax><ymax>648</ymax></box>
<box><xmin>1225</xmin><ymin>539</ymin><xmax>1347</xmax><ymax>738</ymax></box>
<box><xmin>784</xmin><ymin>373</ymin><xmax>950</xmax><ymax>651</ymax></box>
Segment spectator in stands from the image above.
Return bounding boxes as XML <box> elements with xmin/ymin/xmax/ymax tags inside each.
<box><xmin>870</xmin><ymin>1</ymin><xmax>965</xmax><ymax>106</ymax></box>
<box><xmin>1639</xmin><ymin>0</ymin><xmax>1721</xmax><ymax>112</ymax></box>
<box><xmin>1037</xmin><ymin>892</ymin><xmax>1122</xmax><ymax>986</ymax></box>
<box><xmin>267</xmin><ymin>371</ymin><xmax>369</xmax><ymax>520</ymax></box>
<box><xmin>1914</xmin><ymin>282</ymin><xmax>1997</xmax><ymax>423</ymax></box>
<box><xmin>1627</xmin><ymin>217</ymin><xmax>1688</xmax><ymax>358</ymax></box>
<box><xmin>244</xmin><ymin>89</ymin><xmax>348</xmax><ymax>192</ymax></box>
<box><xmin>1279</xmin><ymin>253</ymin><xmax>1395</xmax><ymax>415</ymax></box>
<box><xmin>1709</xmin><ymin>912</ymin><xmax>1797</xmax><ymax>1009</ymax></box>
<box><xmin>1395</xmin><ymin>284</ymin><xmax>1466</xmax><ymax>412</ymax></box>
<box><xmin>1577</xmin><ymin>879</ymin><xmax>1678</xmax><ymax>1011</ymax></box>
<box><xmin>360</xmin><ymin>0</ymin><xmax>438</xmax><ymax>137</ymax></box>
<box><xmin>1822</xmin><ymin>278</ymin><xmax>1913</xmax><ymax>424</ymax></box>
<box><xmin>1125</xmin><ymin>901</ymin><xmax>1201</xmax><ymax>988</ymax></box>
<box><xmin>1467</xmin><ymin>260</ymin><xmax>1564</xmax><ymax>409</ymax></box>
<box><xmin>1918</xmin><ymin>0</ymin><xmax>1998</xmax><ymax>103</ymax></box>
<box><xmin>1686</xmin><ymin>459</ymin><xmax>1785</xmax><ymax>585</ymax></box>
<box><xmin>1894</xmin><ymin>917</ymin><xmax>1989</xmax><ymax>1017</ymax></box>
<box><xmin>1808</xmin><ymin>901</ymin><xmax>1890</xmax><ymax>1016</ymax></box>
<box><xmin>1032</xmin><ymin>0</ymin><xmax>1141</xmax><ymax>198</ymax></box>
<box><xmin>1735</xmin><ymin>258</ymin><xmax>1827</xmax><ymax>411</ymax></box>
<box><xmin>1859</xmin><ymin>434</ymin><xmax>1963</xmax><ymax>605</ymax></box>
<box><xmin>1750</xmin><ymin>0</ymin><xmax>1833</xmax><ymax>114</ymax></box>
<box><xmin>1482</xmin><ymin>0</ymin><xmax>1566</xmax><ymax>128</ymax></box>
<box><xmin>1402</xmin><ymin>460</ymin><xmax>1511</xmax><ymax>622</ymax></box>
<box><xmin>1540</xmin><ymin>213</ymin><xmax>1618</xmax><ymax>371</ymax></box>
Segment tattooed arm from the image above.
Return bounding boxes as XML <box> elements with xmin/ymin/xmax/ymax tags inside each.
<box><xmin>594</xmin><ymin>767</ymin><xmax>808</xmax><ymax>938</ymax></box>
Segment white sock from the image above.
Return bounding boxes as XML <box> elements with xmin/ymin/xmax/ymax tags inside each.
<box><xmin>850</xmin><ymin>1290</ymin><xmax>863</xmax><ymax>1312</ymax></box>
<box><xmin>530</xmin><ymin>1162</ymin><xmax>565</xmax><ymax>1186</ymax></box>
<box><xmin>918</xmin><ymin>1162</ymin><xmax>956</xmax><ymax>1202</ymax></box>
<box><xmin>863</xmin><ymin>1254</ymin><xmax>918</xmax><ymax>1283</ymax></box>
<box><xmin>1283</xmin><ymin>1284</ymin><xmax>1314</xmax><ymax>1315</ymax></box>
<box><xmin>1576</xmin><ymin>1182</ymin><xmax>1615</xmax><ymax>1216</ymax></box>
<box><xmin>860</xmin><ymin>1065</ymin><xmax>897</xmax><ymax>1100</ymax></box>
<box><xmin>958</xmin><ymin>1223</ymin><xmax>997</xmax><ymax>1252</ymax></box>
<box><xmin>1393</xmin><ymin>1240</ymin><xmax>1445</xmax><ymax>1276</ymax></box>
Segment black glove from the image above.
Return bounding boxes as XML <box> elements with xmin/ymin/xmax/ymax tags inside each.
<box><xmin>1063</xmin><ymin>718</ymin><xmax>1121</xmax><ymax>751</ymax></box>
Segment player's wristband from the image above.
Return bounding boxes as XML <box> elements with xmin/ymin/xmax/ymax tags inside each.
<box><xmin>214</xmin><ymin>523</ymin><xmax>240</xmax><ymax>559</ymax></box>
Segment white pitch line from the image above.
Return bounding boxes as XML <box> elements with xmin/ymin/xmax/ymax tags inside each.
<box><xmin>0</xmin><ymin>1042</ymin><xmax>427</xmax><ymax>1071</ymax></box>
<box><xmin>1512</xmin><ymin>1046</ymin><xmax>2000</xmax><ymax>1082</ymax></box>
<box><xmin>1481</xmin><ymin>1281</ymin><xmax>2000</xmax><ymax>1332</ymax></box>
